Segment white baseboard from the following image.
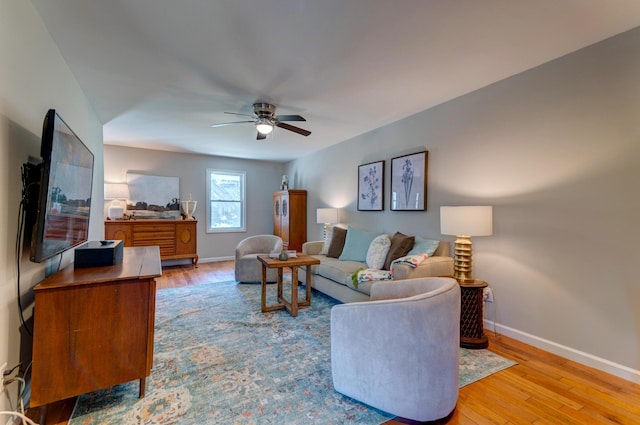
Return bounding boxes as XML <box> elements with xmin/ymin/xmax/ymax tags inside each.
<box><xmin>198</xmin><ymin>256</ymin><xmax>234</xmax><ymax>264</ymax></box>
<box><xmin>485</xmin><ymin>320</ymin><xmax>640</xmax><ymax>383</ymax></box>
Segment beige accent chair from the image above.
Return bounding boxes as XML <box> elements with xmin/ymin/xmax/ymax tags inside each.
<box><xmin>331</xmin><ymin>277</ymin><xmax>460</xmax><ymax>422</ymax></box>
<box><xmin>234</xmin><ymin>235</ymin><xmax>283</xmax><ymax>283</ymax></box>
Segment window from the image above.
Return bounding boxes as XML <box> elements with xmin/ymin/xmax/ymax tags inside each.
<box><xmin>206</xmin><ymin>169</ymin><xmax>246</xmax><ymax>233</ymax></box>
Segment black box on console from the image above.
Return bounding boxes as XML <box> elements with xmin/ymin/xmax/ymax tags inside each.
<box><xmin>74</xmin><ymin>240</ymin><xmax>124</xmax><ymax>268</ymax></box>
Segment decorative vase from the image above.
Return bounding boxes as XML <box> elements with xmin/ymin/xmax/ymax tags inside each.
<box><xmin>181</xmin><ymin>200</ymin><xmax>197</xmax><ymax>220</ymax></box>
<box><xmin>278</xmin><ymin>249</ymin><xmax>289</xmax><ymax>261</ymax></box>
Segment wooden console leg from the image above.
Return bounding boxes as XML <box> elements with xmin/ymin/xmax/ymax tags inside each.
<box><xmin>38</xmin><ymin>404</ymin><xmax>48</xmax><ymax>425</ymax></box>
<box><xmin>139</xmin><ymin>377</ymin><xmax>146</xmax><ymax>397</ymax></box>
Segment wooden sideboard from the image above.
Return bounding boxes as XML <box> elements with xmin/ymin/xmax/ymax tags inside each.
<box><xmin>31</xmin><ymin>246</ymin><xmax>162</xmax><ymax>412</ymax></box>
<box><xmin>105</xmin><ymin>219</ymin><xmax>198</xmax><ymax>265</ymax></box>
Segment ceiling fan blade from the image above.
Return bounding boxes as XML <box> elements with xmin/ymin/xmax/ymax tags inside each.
<box><xmin>276</xmin><ymin>122</ymin><xmax>311</xmax><ymax>136</ymax></box>
<box><xmin>257</xmin><ymin>131</ymin><xmax>267</xmax><ymax>140</ymax></box>
<box><xmin>275</xmin><ymin>114</ymin><xmax>306</xmax><ymax>122</ymax></box>
<box><xmin>210</xmin><ymin>120</ymin><xmax>255</xmax><ymax>128</ymax></box>
<box><xmin>224</xmin><ymin>111</ymin><xmax>255</xmax><ymax>118</ymax></box>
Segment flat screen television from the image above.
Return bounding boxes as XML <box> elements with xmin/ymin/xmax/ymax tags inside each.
<box><xmin>28</xmin><ymin>109</ymin><xmax>94</xmax><ymax>263</ymax></box>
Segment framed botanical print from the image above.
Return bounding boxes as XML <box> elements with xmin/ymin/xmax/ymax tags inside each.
<box><xmin>390</xmin><ymin>151</ymin><xmax>428</xmax><ymax>211</ymax></box>
<box><xmin>357</xmin><ymin>160</ymin><xmax>384</xmax><ymax>211</ymax></box>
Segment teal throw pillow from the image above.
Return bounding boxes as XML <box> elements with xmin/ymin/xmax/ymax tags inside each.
<box><xmin>408</xmin><ymin>236</ymin><xmax>440</xmax><ymax>256</ymax></box>
<box><xmin>339</xmin><ymin>226</ymin><xmax>380</xmax><ymax>262</ymax></box>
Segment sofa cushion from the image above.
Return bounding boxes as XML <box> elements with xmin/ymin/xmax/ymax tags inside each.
<box><xmin>339</xmin><ymin>226</ymin><xmax>380</xmax><ymax>262</ymax></box>
<box><xmin>408</xmin><ymin>236</ymin><xmax>440</xmax><ymax>257</ymax></box>
<box><xmin>366</xmin><ymin>234</ymin><xmax>391</xmax><ymax>269</ymax></box>
<box><xmin>327</xmin><ymin>226</ymin><xmax>348</xmax><ymax>258</ymax></box>
<box><xmin>383</xmin><ymin>232</ymin><xmax>415</xmax><ymax>270</ymax></box>
<box><xmin>317</xmin><ymin>258</ymin><xmax>365</xmax><ymax>286</ymax></box>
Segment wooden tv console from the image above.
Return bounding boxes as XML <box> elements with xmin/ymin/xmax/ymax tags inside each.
<box><xmin>31</xmin><ymin>246</ymin><xmax>162</xmax><ymax>413</ymax></box>
<box><xmin>105</xmin><ymin>219</ymin><xmax>198</xmax><ymax>265</ymax></box>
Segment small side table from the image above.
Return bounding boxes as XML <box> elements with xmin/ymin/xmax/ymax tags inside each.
<box><xmin>257</xmin><ymin>254</ymin><xmax>320</xmax><ymax>317</ymax></box>
<box><xmin>459</xmin><ymin>279</ymin><xmax>489</xmax><ymax>349</ymax></box>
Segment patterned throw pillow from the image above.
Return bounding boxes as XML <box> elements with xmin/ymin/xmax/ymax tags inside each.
<box><xmin>356</xmin><ymin>268</ymin><xmax>393</xmax><ymax>284</ymax></box>
<box><xmin>366</xmin><ymin>234</ymin><xmax>391</xmax><ymax>269</ymax></box>
<box><xmin>390</xmin><ymin>253</ymin><xmax>429</xmax><ymax>270</ymax></box>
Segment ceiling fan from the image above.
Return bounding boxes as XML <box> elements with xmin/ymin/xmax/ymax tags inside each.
<box><xmin>211</xmin><ymin>102</ymin><xmax>311</xmax><ymax>140</ymax></box>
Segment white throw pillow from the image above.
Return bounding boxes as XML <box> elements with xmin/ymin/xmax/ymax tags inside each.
<box><xmin>366</xmin><ymin>234</ymin><xmax>391</xmax><ymax>269</ymax></box>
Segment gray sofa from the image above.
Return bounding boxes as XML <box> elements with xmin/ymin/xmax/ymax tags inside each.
<box><xmin>300</xmin><ymin>239</ymin><xmax>454</xmax><ymax>303</ymax></box>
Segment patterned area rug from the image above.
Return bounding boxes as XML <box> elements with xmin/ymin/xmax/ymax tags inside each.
<box><xmin>69</xmin><ymin>280</ymin><xmax>516</xmax><ymax>425</ymax></box>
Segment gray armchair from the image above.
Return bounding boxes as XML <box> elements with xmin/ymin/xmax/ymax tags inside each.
<box><xmin>330</xmin><ymin>277</ymin><xmax>460</xmax><ymax>422</ymax></box>
<box><xmin>234</xmin><ymin>235</ymin><xmax>283</xmax><ymax>283</ymax></box>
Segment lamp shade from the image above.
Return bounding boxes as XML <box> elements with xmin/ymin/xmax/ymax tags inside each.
<box><xmin>316</xmin><ymin>208</ymin><xmax>338</xmax><ymax>224</ymax></box>
<box><xmin>104</xmin><ymin>183</ymin><xmax>130</xmax><ymax>200</ymax></box>
<box><xmin>440</xmin><ymin>206</ymin><xmax>492</xmax><ymax>236</ymax></box>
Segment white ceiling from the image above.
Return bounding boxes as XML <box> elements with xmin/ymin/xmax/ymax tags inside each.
<box><xmin>31</xmin><ymin>0</ymin><xmax>640</xmax><ymax>162</ymax></box>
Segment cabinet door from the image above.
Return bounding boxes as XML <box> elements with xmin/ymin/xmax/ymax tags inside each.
<box><xmin>175</xmin><ymin>222</ymin><xmax>197</xmax><ymax>256</ymax></box>
<box><xmin>31</xmin><ymin>279</ymin><xmax>151</xmax><ymax>406</ymax></box>
<box><xmin>105</xmin><ymin>223</ymin><xmax>132</xmax><ymax>246</ymax></box>
<box><xmin>280</xmin><ymin>194</ymin><xmax>290</xmax><ymax>248</ymax></box>
<box><xmin>273</xmin><ymin>194</ymin><xmax>282</xmax><ymax>238</ymax></box>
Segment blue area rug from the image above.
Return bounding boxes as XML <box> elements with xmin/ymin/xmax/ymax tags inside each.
<box><xmin>69</xmin><ymin>280</ymin><xmax>515</xmax><ymax>425</ymax></box>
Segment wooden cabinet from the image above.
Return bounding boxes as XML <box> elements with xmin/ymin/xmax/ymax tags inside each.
<box><xmin>105</xmin><ymin>219</ymin><xmax>198</xmax><ymax>265</ymax></box>
<box><xmin>31</xmin><ymin>246</ymin><xmax>162</xmax><ymax>409</ymax></box>
<box><xmin>273</xmin><ymin>190</ymin><xmax>306</xmax><ymax>251</ymax></box>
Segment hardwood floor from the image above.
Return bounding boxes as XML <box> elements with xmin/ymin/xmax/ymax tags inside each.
<box><xmin>30</xmin><ymin>260</ymin><xmax>640</xmax><ymax>424</ymax></box>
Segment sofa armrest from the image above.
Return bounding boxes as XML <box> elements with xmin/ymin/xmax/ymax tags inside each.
<box><xmin>302</xmin><ymin>240</ymin><xmax>324</xmax><ymax>255</ymax></box>
<box><xmin>392</xmin><ymin>256</ymin><xmax>454</xmax><ymax>280</ymax></box>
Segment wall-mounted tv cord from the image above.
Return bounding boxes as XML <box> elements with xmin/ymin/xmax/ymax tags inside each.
<box><xmin>16</xmin><ymin>165</ymin><xmax>35</xmax><ymax>337</ymax></box>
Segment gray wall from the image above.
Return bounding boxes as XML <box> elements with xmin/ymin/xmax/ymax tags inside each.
<box><xmin>288</xmin><ymin>28</ymin><xmax>640</xmax><ymax>381</ymax></box>
<box><xmin>104</xmin><ymin>145</ymin><xmax>285</xmax><ymax>260</ymax></box>
<box><xmin>1</xmin><ymin>0</ymin><xmax>105</xmax><ymax>411</ymax></box>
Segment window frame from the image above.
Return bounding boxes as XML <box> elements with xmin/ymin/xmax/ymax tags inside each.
<box><xmin>206</xmin><ymin>168</ymin><xmax>246</xmax><ymax>233</ymax></box>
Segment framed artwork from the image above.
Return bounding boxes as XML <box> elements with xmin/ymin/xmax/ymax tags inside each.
<box><xmin>357</xmin><ymin>160</ymin><xmax>385</xmax><ymax>211</ymax></box>
<box><xmin>126</xmin><ymin>173</ymin><xmax>181</xmax><ymax>219</ymax></box>
<box><xmin>390</xmin><ymin>151</ymin><xmax>428</xmax><ymax>211</ymax></box>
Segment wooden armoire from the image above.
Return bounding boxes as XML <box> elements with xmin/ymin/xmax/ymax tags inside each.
<box><xmin>273</xmin><ymin>189</ymin><xmax>306</xmax><ymax>251</ymax></box>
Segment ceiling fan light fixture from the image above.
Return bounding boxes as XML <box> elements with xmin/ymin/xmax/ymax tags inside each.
<box><xmin>256</xmin><ymin>121</ymin><xmax>273</xmax><ymax>135</ymax></box>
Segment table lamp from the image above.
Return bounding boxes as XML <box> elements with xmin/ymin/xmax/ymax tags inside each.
<box><xmin>440</xmin><ymin>206</ymin><xmax>493</xmax><ymax>283</ymax></box>
<box><xmin>316</xmin><ymin>208</ymin><xmax>338</xmax><ymax>241</ymax></box>
<box><xmin>104</xmin><ymin>183</ymin><xmax>130</xmax><ymax>220</ymax></box>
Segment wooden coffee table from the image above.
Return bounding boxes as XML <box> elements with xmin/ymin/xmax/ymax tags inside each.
<box><xmin>257</xmin><ymin>253</ymin><xmax>320</xmax><ymax>317</ymax></box>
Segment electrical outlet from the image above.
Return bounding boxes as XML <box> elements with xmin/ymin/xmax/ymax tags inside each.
<box><xmin>483</xmin><ymin>287</ymin><xmax>494</xmax><ymax>303</ymax></box>
<box><xmin>0</xmin><ymin>361</ymin><xmax>6</xmax><ymax>392</ymax></box>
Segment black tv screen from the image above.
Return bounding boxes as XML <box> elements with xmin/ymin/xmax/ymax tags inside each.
<box><xmin>30</xmin><ymin>109</ymin><xmax>94</xmax><ymax>263</ymax></box>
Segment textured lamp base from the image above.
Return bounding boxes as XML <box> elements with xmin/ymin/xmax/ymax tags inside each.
<box><xmin>323</xmin><ymin>223</ymin><xmax>331</xmax><ymax>241</ymax></box>
<box><xmin>453</xmin><ymin>236</ymin><xmax>474</xmax><ymax>283</ymax></box>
